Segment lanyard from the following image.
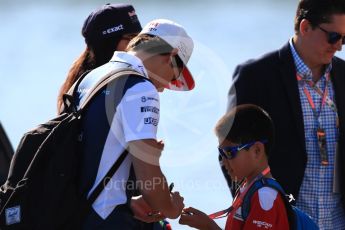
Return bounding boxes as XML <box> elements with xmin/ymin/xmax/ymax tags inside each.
<box><xmin>296</xmin><ymin>74</ymin><xmax>329</xmax><ymax>121</ymax></box>
<box><xmin>208</xmin><ymin>166</ymin><xmax>271</xmax><ymax>220</ymax></box>
<box><xmin>296</xmin><ymin>73</ymin><xmax>338</xmax><ymax>117</ymax></box>
<box><xmin>297</xmin><ymin>73</ymin><xmax>339</xmax><ymax>165</ymax></box>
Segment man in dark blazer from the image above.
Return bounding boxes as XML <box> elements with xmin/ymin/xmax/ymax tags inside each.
<box><xmin>226</xmin><ymin>0</ymin><xmax>345</xmax><ymax>228</ymax></box>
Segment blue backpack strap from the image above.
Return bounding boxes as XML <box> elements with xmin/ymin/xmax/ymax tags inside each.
<box><xmin>241</xmin><ymin>178</ymin><xmax>295</xmax><ymax>229</ymax></box>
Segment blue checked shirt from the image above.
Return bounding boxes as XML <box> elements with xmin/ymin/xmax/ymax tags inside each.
<box><xmin>289</xmin><ymin>39</ymin><xmax>345</xmax><ymax>229</ymax></box>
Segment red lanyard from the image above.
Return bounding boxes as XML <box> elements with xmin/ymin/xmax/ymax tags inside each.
<box><xmin>296</xmin><ymin>73</ymin><xmax>331</xmax><ymax>120</ymax></box>
<box><xmin>208</xmin><ymin>166</ymin><xmax>271</xmax><ymax>220</ymax></box>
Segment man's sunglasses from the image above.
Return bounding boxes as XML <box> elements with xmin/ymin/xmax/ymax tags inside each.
<box><xmin>317</xmin><ymin>25</ymin><xmax>345</xmax><ymax>45</ymax></box>
<box><xmin>172</xmin><ymin>55</ymin><xmax>184</xmax><ymax>70</ymax></box>
<box><xmin>170</xmin><ymin>55</ymin><xmax>184</xmax><ymax>79</ymax></box>
<box><xmin>218</xmin><ymin>140</ymin><xmax>268</xmax><ymax>160</ymax></box>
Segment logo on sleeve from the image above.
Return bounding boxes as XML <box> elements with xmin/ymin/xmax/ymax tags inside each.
<box><xmin>141</xmin><ymin>96</ymin><xmax>158</xmax><ymax>103</ymax></box>
<box><xmin>141</xmin><ymin>106</ymin><xmax>159</xmax><ymax>114</ymax></box>
<box><xmin>144</xmin><ymin>117</ymin><xmax>158</xmax><ymax>126</ymax></box>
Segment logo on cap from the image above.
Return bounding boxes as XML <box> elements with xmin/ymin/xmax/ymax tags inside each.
<box><xmin>102</xmin><ymin>24</ymin><xmax>124</xmax><ymax>35</ymax></box>
<box><xmin>148</xmin><ymin>22</ymin><xmax>160</xmax><ymax>32</ymax></box>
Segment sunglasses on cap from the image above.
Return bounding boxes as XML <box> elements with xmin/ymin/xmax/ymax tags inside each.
<box><xmin>218</xmin><ymin>140</ymin><xmax>268</xmax><ymax>160</ymax></box>
<box><xmin>317</xmin><ymin>25</ymin><xmax>345</xmax><ymax>45</ymax></box>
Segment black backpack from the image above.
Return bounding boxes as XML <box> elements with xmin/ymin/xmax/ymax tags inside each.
<box><xmin>0</xmin><ymin>68</ymin><xmax>143</xmax><ymax>230</ymax></box>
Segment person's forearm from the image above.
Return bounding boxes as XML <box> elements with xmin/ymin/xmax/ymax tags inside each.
<box><xmin>129</xmin><ymin>144</ymin><xmax>179</xmax><ymax>218</ymax></box>
<box><xmin>133</xmin><ymin>163</ymin><xmax>179</xmax><ymax>218</ymax></box>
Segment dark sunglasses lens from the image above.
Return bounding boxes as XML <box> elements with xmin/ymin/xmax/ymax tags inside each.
<box><xmin>218</xmin><ymin>148</ymin><xmax>226</xmax><ymax>158</ymax></box>
<box><xmin>328</xmin><ymin>32</ymin><xmax>342</xmax><ymax>44</ymax></box>
<box><xmin>218</xmin><ymin>148</ymin><xmax>235</xmax><ymax>159</ymax></box>
<box><xmin>175</xmin><ymin>55</ymin><xmax>184</xmax><ymax>70</ymax></box>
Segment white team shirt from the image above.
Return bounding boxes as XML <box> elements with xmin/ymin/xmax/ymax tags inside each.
<box><xmin>78</xmin><ymin>52</ymin><xmax>159</xmax><ymax>219</ymax></box>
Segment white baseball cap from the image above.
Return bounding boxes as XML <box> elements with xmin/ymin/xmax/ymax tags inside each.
<box><xmin>139</xmin><ymin>19</ymin><xmax>195</xmax><ymax>91</ymax></box>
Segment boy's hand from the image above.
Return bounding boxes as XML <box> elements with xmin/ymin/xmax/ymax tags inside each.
<box><xmin>179</xmin><ymin>207</ymin><xmax>221</xmax><ymax>230</ymax></box>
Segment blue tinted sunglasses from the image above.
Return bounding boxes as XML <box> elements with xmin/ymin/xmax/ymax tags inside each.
<box><xmin>218</xmin><ymin>140</ymin><xmax>268</xmax><ymax>160</ymax></box>
<box><xmin>317</xmin><ymin>25</ymin><xmax>345</xmax><ymax>45</ymax></box>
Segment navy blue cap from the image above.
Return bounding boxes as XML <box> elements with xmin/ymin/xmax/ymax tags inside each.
<box><xmin>82</xmin><ymin>3</ymin><xmax>142</xmax><ymax>45</ymax></box>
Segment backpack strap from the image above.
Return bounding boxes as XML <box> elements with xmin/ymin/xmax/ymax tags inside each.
<box><xmin>74</xmin><ymin>67</ymin><xmax>145</xmax><ymax>211</ymax></box>
<box><xmin>60</xmin><ymin>70</ymin><xmax>91</xmax><ymax>114</ymax></box>
<box><xmin>61</xmin><ymin>67</ymin><xmax>144</xmax><ymax>114</ymax></box>
<box><xmin>87</xmin><ymin>150</ymin><xmax>129</xmax><ymax>205</ymax></box>
<box><xmin>82</xmin><ymin>68</ymin><xmax>144</xmax><ymax>202</ymax></box>
<box><xmin>78</xmin><ymin>68</ymin><xmax>144</xmax><ymax>111</ymax></box>
<box><xmin>241</xmin><ymin>178</ymin><xmax>295</xmax><ymax>229</ymax></box>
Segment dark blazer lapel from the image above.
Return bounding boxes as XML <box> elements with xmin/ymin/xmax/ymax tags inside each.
<box><xmin>278</xmin><ymin>42</ymin><xmax>306</xmax><ymax>153</ymax></box>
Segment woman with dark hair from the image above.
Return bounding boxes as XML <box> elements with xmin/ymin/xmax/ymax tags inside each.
<box><xmin>57</xmin><ymin>3</ymin><xmax>142</xmax><ymax>112</ymax></box>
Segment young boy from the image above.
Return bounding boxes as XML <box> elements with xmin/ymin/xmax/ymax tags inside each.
<box><xmin>179</xmin><ymin>104</ymin><xmax>289</xmax><ymax>229</ymax></box>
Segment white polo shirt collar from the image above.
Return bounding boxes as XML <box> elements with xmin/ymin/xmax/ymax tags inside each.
<box><xmin>110</xmin><ymin>51</ymin><xmax>149</xmax><ymax>79</ymax></box>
